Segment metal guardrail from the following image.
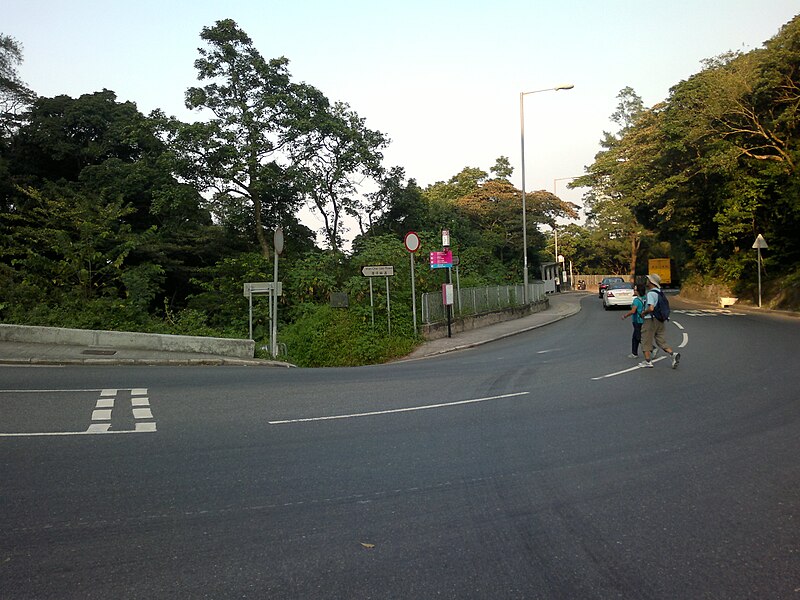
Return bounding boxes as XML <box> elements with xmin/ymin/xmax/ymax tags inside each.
<box><xmin>421</xmin><ymin>282</ymin><xmax>546</xmax><ymax>324</ymax></box>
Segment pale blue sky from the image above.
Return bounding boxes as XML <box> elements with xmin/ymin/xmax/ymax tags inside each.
<box><xmin>5</xmin><ymin>1</ymin><xmax>799</xmax><ymax>233</ymax></box>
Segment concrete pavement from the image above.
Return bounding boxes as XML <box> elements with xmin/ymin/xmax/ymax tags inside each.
<box><xmin>0</xmin><ymin>293</ymin><xmax>588</xmax><ymax>367</ymax></box>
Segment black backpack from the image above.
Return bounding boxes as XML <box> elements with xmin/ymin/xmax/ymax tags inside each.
<box><xmin>652</xmin><ymin>289</ymin><xmax>671</xmax><ymax>322</ymax></box>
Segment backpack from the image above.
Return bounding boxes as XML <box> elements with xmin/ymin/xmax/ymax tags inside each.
<box><xmin>652</xmin><ymin>289</ymin><xmax>671</xmax><ymax>322</ymax></box>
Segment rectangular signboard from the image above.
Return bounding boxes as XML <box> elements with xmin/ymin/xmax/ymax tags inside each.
<box><xmin>429</xmin><ymin>250</ymin><xmax>453</xmax><ymax>269</ymax></box>
<box><xmin>361</xmin><ymin>265</ymin><xmax>395</xmax><ymax>277</ymax></box>
<box><xmin>243</xmin><ymin>282</ymin><xmax>282</xmax><ymax>297</ymax></box>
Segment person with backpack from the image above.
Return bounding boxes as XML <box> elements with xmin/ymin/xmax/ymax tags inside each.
<box><xmin>639</xmin><ymin>273</ymin><xmax>681</xmax><ymax>369</ymax></box>
<box><xmin>621</xmin><ymin>282</ymin><xmax>648</xmax><ymax>358</ymax></box>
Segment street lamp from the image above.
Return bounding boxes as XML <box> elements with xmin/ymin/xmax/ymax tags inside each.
<box><xmin>519</xmin><ymin>84</ymin><xmax>574</xmax><ymax>302</ymax></box>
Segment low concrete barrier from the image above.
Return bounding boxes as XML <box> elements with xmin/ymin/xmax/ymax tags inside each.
<box><xmin>0</xmin><ymin>324</ymin><xmax>255</xmax><ymax>359</ymax></box>
<box><xmin>421</xmin><ymin>298</ymin><xmax>549</xmax><ymax>341</ymax></box>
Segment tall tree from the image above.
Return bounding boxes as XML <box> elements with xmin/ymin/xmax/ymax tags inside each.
<box><xmin>178</xmin><ymin>19</ymin><xmax>319</xmax><ymax>258</ymax></box>
<box><xmin>0</xmin><ymin>34</ymin><xmax>34</xmax><ymax>137</ymax></box>
<box><xmin>293</xmin><ymin>100</ymin><xmax>388</xmax><ymax>251</ymax></box>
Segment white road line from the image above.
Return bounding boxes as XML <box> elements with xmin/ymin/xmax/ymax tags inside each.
<box><xmin>269</xmin><ymin>392</ymin><xmax>530</xmax><ymax>425</ymax></box>
<box><xmin>95</xmin><ymin>398</ymin><xmax>114</xmax><ymax>409</ymax></box>
<box><xmin>0</xmin><ymin>389</ymin><xmax>104</xmax><ymax>393</ymax></box>
<box><xmin>0</xmin><ymin>388</ymin><xmax>141</xmax><ymax>393</ymax></box>
<box><xmin>679</xmin><ymin>332</ymin><xmax>689</xmax><ymax>348</ymax></box>
<box><xmin>131</xmin><ymin>397</ymin><xmax>150</xmax><ymax>407</ymax></box>
<box><xmin>0</xmin><ymin>429</ymin><xmax>154</xmax><ymax>437</ymax></box>
<box><xmin>591</xmin><ymin>356</ymin><xmax>672</xmax><ymax>380</ymax></box>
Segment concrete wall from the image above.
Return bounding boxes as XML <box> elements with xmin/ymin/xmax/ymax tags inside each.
<box><xmin>421</xmin><ymin>298</ymin><xmax>549</xmax><ymax>341</ymax></box>
<box><xmin>0</xmin><ymin>324</ymin><xmax>255</xmax><ymax>359</ymax></box>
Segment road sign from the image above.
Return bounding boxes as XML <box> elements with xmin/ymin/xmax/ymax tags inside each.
<box><xmin>361</xmin><ymin>265</ymin><xmax>395</xmax><ymax>277</ymax></box>
<box><xmin>752</xmin><ymin>234</ymin><xmax>768</xmax><ymax>249</ymax></box>
<box><xmin>430</xmin><ymin>250</ymin><xmax>453</xmax><ymax>269</ymax></box>
<box><xmin>404</xmin><ymin>231</ymin><xmax>421</xmax><ymax>253</ymax></box>
<box><xmin>243</xmin><ymin>282</ymin><xmax>282</xmax><ymax>297</ymax></box>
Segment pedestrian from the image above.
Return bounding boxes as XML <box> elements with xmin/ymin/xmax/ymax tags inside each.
<box><xmin>639</xmin><ymin>273</ymin><xmax>680</xmax><ymax>368</ymax></box>
<box><xmin>621</xmin><ymin>282</ymin><xmax>647</xmax><ymax>358</ymax></box>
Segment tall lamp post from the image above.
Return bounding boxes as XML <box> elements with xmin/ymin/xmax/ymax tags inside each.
<box><xmin>520</xmin><ymin>84</ymin><xmax>574</xmax><ymax>303</ymax></box>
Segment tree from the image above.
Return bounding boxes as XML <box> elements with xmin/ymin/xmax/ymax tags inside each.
<box><xmin>178</xmin><ymin>19</ymin><xmax>316</xmax><ymax>258</ymax></box>
<box><xmin>293</xmin><ymin>100</ymin><xmax>389</xmax><ymax>251</ymax></box>
<box><xmin>0</xmin><ymin>34</ymin><xmax>34</xmax><ymax>137</ymax></box>
<box><xmin>490</xmin><ymin>155</ymin><xmax>514</xmax><ymax>180</ymax></box>
<box><xmin>573</xmin><ymin>87</ymin><xmax>654</xmax><ymax>277</ymax></box>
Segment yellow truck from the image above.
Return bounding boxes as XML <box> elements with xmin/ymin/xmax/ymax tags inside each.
<box><xmin>648</xmin><ymin>258</ymin><xmax>672</xmax><ymax>285</ymax></box>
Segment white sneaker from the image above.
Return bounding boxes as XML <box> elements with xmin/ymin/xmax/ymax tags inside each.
<box><xmin>639</xmin><ymin>361</ymin><xmax>654</xmax><ymax>368</ymax></box>
<box><xmin>627</xmin><ymin>353</ymin><xmax>639</xmax><ymax>359</ymax></box>
<box><xmin>651</xmin><ymin>348</ymin><xmax>658</xmax><ymax>358</ymax></box>
<box><xmin>672</xmin><ymin>352</ymin><xmax>681</xmax><ymax>369</ymax></box>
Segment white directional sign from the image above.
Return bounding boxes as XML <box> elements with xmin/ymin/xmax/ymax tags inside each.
<box><xmin>361</xmin><ymin>265</ymin><xmax>395</xmax><ymax>277</ymax></box>
<box><xmin>243</xmin><ymin>282</ymin><xmax>282</xmax><ymax>297</ymax></box>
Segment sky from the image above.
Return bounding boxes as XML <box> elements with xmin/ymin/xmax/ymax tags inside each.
<box><xmin>5</xmin><ymin>1</ymin><xmax>800</xmax><ymax>241</ymax></box>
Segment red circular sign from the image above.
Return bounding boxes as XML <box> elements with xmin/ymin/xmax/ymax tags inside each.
<box><xmin>404</xmin><ymin>231</ymin><xmax>421</xmax><ymax>253</ymax></box>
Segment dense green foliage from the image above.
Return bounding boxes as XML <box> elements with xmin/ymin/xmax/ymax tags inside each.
<box><xmin>571</xmin><ymin>16</ymin><xmax>800</xmax><ymax>307</ymax></box>
<box><xmin>2</xmin><ymin>16</ymin><xmax>799</xmax><ymax>366</ymax></box>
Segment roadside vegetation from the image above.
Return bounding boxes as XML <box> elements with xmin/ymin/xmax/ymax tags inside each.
<box><xmin>1</xmin><ymin>17</ymin><xmax>799</xmax><ymax>365</ymax></box>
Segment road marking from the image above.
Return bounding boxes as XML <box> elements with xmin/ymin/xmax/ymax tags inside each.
<box><xmin>592</xmin><ymin>320</ymin><xmax>688</xmax><ymax>380</ymax></box>
<box><xmin>132</xmin><ymin>408</ymin><xmax>153</xmax><ymax>420</ymax></box>
<box><xmin>0</xmin><ymin>429</ymin><xmax>150</xmax><ymax>437</ymax></box>
<box><xmin>0</xmin><ymin>387</ymin><xmax>157</xmax><ymax>437</ymax></box>
<box><xmin>269</xmin><ymin>392</ymin><xmax>530</xmax><ymax>425</ymax></box>
<box><xmin>591</xmin><ymin>356</ymin><xmax>669</xmax><ymax>380</ymax></box>
<box><xmin>91</xmin><ymin>409</ymin><xmax>112</xmax><ymax>421</ymax></box>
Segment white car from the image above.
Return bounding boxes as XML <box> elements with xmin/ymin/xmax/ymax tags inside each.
<box><xmin>603</xmin><ymin>281</ymin><xmax>635</xmax><ymax>309</ymax></box>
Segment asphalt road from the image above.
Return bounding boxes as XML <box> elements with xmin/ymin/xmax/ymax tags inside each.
<box><xmin>2</xmin><ymin>296</ymin><xmax>799</xmax><ymax>599</ymax></box>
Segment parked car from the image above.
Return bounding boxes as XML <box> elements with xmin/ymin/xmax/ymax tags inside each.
<box><xmin>598</xmin><ymin>276</ymin><xmax>625</xmax><ymax>298</ymax></box>
<box><xmin>603</xmin><ymin>281</ymin><xmax>635</xmax><ymax>309</ymax></box>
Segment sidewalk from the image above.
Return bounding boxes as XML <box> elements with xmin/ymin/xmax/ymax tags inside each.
<box><xmin>402</xmin><ymin>292</ymin><xmax>585</xmax><ymax>360</ymax></box>
<box><xmin>0</xmin><ymin>293</ymin><xmax>588</xmax><ymax>367</ymax></box>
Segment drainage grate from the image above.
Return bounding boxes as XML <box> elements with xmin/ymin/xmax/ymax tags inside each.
<box><xmin>82</xmin><ymin>348</ymin><xmax>117</xmax><ymax>356</ymax></box>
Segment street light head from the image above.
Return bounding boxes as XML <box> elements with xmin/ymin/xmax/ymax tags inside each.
<box><xmin>555</xmin><ymin>84</ymin><xmax>575</xmax><ymax>91</ymax></box>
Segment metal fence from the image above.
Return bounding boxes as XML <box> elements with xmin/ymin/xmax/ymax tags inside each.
<box><xmin>421</xmin><ymin>282</ymin><xmax>547</xmax><ymax>324</ymax></box>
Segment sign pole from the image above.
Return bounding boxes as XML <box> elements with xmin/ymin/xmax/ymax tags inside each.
<box><xmin>369</xmin><ymin>278</ymin><xmax>375</xmax><ymax>327</ymax></box>
<box><xmin>404</xmin><ymin>232</ymin><xmax>421</xmax><ymax>335</ymax></box>
<box><xmin>248</xmin><ymin>290</ymin><xmax>253</xmax><ymax>340</ymax></box>
<box><xmin>752</xmin><ymin>234</ymin><xmax>768</xmax><ymax>308</ymax></box>
<box><xmin>272</xmin><ymin>228</ymin><xmax>284</xmax><ymax>358</ymax></box>
<box><xmin>386</xmin><ymin>276</ymin><xmax>391</xmax><ymax>335</ymax></box>
<box><xmin>757</xmin><ymin>246</ymin><xmax>762</xmax><ymax>308</ymax></box>
<box><xmin>410</xmin><ymin>252</ymin><xmax>417</xmax><ymax>334</ymax></box>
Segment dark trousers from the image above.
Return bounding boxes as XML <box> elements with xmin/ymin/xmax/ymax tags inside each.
<box><xmin>632</xmin><ymin>322</ymin><xmax>642</xmax><ymax>355</ymax></box>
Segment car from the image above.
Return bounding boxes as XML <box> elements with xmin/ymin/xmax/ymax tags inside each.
<box><xmin>603</xmin><ymin>281</ymin><xmax>635</xmax><ymax>309</ymax></box>
<box><xmin>598</xmin><ymin>276</ymin><xmax>625</xmax><ymax>298</ymax></box>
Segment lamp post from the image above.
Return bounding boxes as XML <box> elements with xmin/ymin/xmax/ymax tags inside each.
<box><xmin>519</xmin><ymin>84</ymin><xmax>574</xmax><ymax>303</ymax></box>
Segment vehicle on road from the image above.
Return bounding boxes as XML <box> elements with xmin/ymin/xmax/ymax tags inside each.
<box><xmin>598</xmin><ymin>276</ymin><xmax>625</xmax><ymax>298</ymax></box>
<box><xmin>603</xmin><ymin>281</ymin><xmax>635</xmax><ymax>309</ymax></box>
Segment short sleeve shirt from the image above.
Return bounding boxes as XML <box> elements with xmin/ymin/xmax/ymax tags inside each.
<box><xmin>645</xmin><ymin>288</ymin><xmax>660</xmax><ymax>319</ymax></box>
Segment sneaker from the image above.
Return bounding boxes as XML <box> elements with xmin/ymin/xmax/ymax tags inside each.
<box><xmin>627</xmin><ymin>353</ymin><xmax>639</xmax><ymax>359</ymax></box>
<box><xmin>672</xmin><ymin>352</ymin><xmax>681</xmax><ymax>369</ymax></box>
<box><xmin>639</xmin><ymin>361</ymin><xmax>654</xmax><ymax>368</ymax></box>
<box><xmin>651</xmin><ymin>348</ymin><xmax>659</xmax><ymax>358</ymax></box>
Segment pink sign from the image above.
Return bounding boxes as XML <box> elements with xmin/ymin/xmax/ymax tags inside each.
<box><xmin>429</xmin><ymin>250</ymin><xmax>453</xmax><ymax>268</ymax></box>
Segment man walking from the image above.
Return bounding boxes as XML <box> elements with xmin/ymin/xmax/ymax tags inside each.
<box><xmin>639</xmin><ymin>274</ymin><xmax>681</xmax><ymax>369</ymax></box>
